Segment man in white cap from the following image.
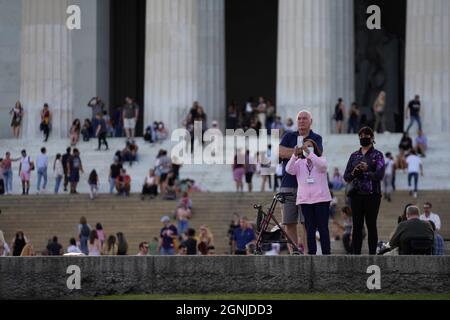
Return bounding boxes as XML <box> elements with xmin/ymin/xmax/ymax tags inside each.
<box><xmin>158</xmin><ymin>216</ymin><xmax>178</xmax><ymax>255</ymax></box>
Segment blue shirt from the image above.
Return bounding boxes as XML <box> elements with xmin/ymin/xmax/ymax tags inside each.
<box><xmin>233</xmin><ymin>227</ymin><xmax>256</xmax><ymax>251</ymax></box>
<box><xmin>434</xmin><ymin>233</ymin><xmax>444</xmax><ymax>256</ymax></box>
<box><xmin>279</xmin><ymin>130</ymin><xmax>323</xmax><ymax>188</ymax></box>
<box><xmin>160</xmin><ymin>225</ymin><xmax>178</xmax><ymax>249</ymax></box>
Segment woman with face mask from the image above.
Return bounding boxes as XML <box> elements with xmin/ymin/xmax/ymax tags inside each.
<box><xmin>285</xmin><ymin>139</ymin><xmax>332</xmax><ymax>255</ymax></box>
<box><xmin>343</xmin><ymin>127</ymin><xmax>385</xmax><ymax>255</ymax></box>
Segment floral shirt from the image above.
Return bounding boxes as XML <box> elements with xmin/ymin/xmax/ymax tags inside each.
<box><xmin>344</xmin><ymin>147</ymin><xmax>385</xmax><ymax>196</ymax></box>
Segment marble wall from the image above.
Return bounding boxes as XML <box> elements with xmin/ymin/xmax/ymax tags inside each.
<box><xmin>0</xmin><ymin>0</ymin><xmax>22</xmax><ymax>138</ymax></box>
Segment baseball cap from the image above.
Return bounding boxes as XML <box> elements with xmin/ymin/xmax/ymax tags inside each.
<box><xmin>161</xmin><ymin>216</ymin><xmax>170</xmax><ymax>223</ymax></box>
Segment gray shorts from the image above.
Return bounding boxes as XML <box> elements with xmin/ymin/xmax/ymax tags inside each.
<box><xmin>280</xmin><ymin>187</ymin><xmax>304</xmax><ymax>224</ymax></box>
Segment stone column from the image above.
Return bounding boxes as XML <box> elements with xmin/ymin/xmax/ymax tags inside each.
<box><xmin>0</xmin><ymin>0</ymin><xmax>22</xmax><ymax>138</ymax></box>
<box><xmin>71</xmin><ymin>0</ymin><xmax>110</xmax><ymax>123</ymax></box>
<box><xmin>277</xmin><ymin>0</ymin><xmax>354</xmax><ymax>135</ymax></box>
<box><xmin>405</xmin><ymin>0</ymin><xmax>450</xmax><ymax>134</ymax></box>
<box><xmin>20</xmin><ymin>0</ymin><xmax>73</xmax><ymax>139</ymax></box>
<box><xmin>144</xmin><ymin>0</ymin><xmax>225</xmax><ymax>132</ymax></box>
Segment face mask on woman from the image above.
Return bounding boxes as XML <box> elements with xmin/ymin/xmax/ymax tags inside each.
<box><xmin>360</xmin><ymin>137</ymin><xmax>372</xmax><ymax>147</ymax></box>
<box><xmin>303</xmin><ymin>147</ymin><xmax>315</xmax><ymax>158</ymax></box>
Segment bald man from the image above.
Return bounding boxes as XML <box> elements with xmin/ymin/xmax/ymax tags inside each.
<box><xmin>278</xmin><ymin>110</ymin><xmax>323</xmax><ymax>253</ymax></box>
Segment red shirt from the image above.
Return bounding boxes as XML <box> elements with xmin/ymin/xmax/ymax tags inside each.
<box><xmin>116</xmin><ymin>175</ymin><xmax>131</xmax><ymax>185</ymax></box>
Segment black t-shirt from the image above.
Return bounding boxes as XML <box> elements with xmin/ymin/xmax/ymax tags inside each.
<box><xmin>334</xmin><ymin>104</ymin><xmax>343</xmax><ymax>120</ymax></box>
<box><xmin>408</xmin><ymin>100</ymin><xmax>421</xmax><ymax>117</ymax></box>
<box><xmin>110</xmin><ymin>163</ymin><xmax>122</xmax><ymax>179</ymax></box>
<box><xmin>62</xmin><ymin>153</ymin><xmax>71</xmax><ymax>168</ymax></box>
<box><xmin>69</xmin><ymin>156</ymin><xmax>82</xmax><ymax>172</ymax></box>
<box><xmin>183</xmin><ymin>238</ymin><xmax>197</xmax><ymax>255</ymax></box>
<box><xmin>47</xmin><ymin>242</ymin><xmax>62</xmax><ymax>256</ymax></box>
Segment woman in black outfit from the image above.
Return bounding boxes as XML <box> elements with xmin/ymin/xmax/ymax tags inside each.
<box><xmin>343</xmin><ymin>127</ymin><xmax>385</xmax><ymax>255</ymax></box>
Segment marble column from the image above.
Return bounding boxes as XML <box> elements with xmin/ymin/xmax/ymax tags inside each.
<box><xmin>277</xmin><ymin>0</ymin><xmax>354</xmax><ymax>135</ymax></box>
<box><xmin>144</xmin><ymin>0</ymin><xmax>225</xmax><ymax>132</ymax></box>
<box><xmin>20</xmin><ymin>0</ymin><xmax>73</xmax><ymax>139</ymax></box>
<box><xmin>405</xmin><ymin>0</ymin><xmax>450</xmax><ymax>134</ymax></box>
<box><xmin>0</xmin><ymin>0</ymin><xmax>22</xmax><ymax>138</ymax></box>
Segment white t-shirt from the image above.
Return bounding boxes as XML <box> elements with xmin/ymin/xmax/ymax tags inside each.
<box><xmin>406</xmin><ymin>155</ymin><xmax>422</xmax><ymax>173</ymax></box>
<box><xmin>144</xmin><ymin>175</ymin><xmax>156</xmax><ymax>186</ymax></box>
<box><xmin>385</xmin><ymin>158</ymin><xmax>394</xmax><ymax>175</ymax></box>
<box><xmin>20</xmin><ymin>156</ymin><xmax>32</xmax><ymax>172</ymax></box>
<box><xmin>67</xmin><ymin>245</ymin><xmax>82</xmax><ymax>254</ymax></box>
<box><xmin>36</xmin><ymin>154</ymin><xmax>48</xmax><ymax>169</ymax></box>
<box><xmin>245</xmin><ymin>102</ymin><xmax>253</xmax><ymax>113</ymax></box>
<box><xmin>420</xmin><ymin>212</ymin><xmax>441</xmax><ymax>231</ymax></box>
<box><xmin>54</xmin><ymin>159</ymin><xmax>64</xmax><ymax>176</ymax></box>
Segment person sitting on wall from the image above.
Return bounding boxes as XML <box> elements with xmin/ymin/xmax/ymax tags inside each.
<box><xmin>383</xmin><ymin>205</ymin><xmax>434</xmax><ymax>255</ymax></box>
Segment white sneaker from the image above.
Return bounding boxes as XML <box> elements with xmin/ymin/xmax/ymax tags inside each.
<box><xmin>413</xmin><ymin>192</ymin><xmax>418</xmax><ymax>199</ymax></box>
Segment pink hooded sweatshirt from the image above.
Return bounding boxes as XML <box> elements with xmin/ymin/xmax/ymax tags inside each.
<box><xmin>285</xmin><ymin>153</ymin><xmax>332</xmax><ymax>205</ymax></box>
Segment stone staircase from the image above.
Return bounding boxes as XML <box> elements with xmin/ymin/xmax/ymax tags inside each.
<box><xmin>0</xmin><ymin>191</ymin><xmax>448</xmax><ymax>255</ymax></box>
<box><xmin>1</xmin><ymin>133</ymin><xmax>449</xmax><ymax>194</ymax></box>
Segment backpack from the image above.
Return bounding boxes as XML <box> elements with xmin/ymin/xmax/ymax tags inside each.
<box><xmin>80</xmin><ymin>224</ymin><xmax>90</xmax><ymax>237</ymax></box>
<box><xmin>28</xmin><ymin>157</ymin><xmax>35</xmax><ymax>171</ymax></box>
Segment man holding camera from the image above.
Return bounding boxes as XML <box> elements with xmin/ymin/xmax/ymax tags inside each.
<box><xmin>278</xmin><ymin>110</ymin><xmax>323</xmax><ymax>253</ymax></box>
<box><xmin>87</xmin><ymin>97</ymin><xmax>105</xmax><ymax>136</ymax></box>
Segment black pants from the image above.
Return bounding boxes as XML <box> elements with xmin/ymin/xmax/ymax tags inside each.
<box><xmin>42</xmin><ymin>124</ymin><xmax>50</xmax><ymax>141</ymax></box>
<box><xmin>301</xmin><ymin>202</ymin><xmax>331</xmax><ymax>255</ymax></box>
<box><xmin>350</xmin><ymin>194</ymin><xmax>381</xmax><ymax>255</ymax></box>
<box><xmin>63</xmin><ymin>172</ymin><xmax>69</xmax><ymax>190</ymax></box>
<box><xmin>142</xmin><ymin>184</ymin><xmax>158</xmax><ymax>196</ymax></box>
<box><xmin>98</xmin><ymin>132</ymin><xmax>108</xmax><ymax>150</ymax></box>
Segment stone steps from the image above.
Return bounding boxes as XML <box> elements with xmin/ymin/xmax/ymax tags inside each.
<box><xmin>0</xmin><ymin>191</ymin><xmax>448</xmax><ymax>255</ymax></box>
<box><xmin>1</xmin><ymin>133</ymin><xmax>450</xmax><ymax>193</ymax></box>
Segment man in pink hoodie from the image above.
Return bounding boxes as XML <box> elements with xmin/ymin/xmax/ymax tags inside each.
<box><xmin>286</xmin><ymin>139</ymin><xmax>332</xmax><ymax>255</ymax></box>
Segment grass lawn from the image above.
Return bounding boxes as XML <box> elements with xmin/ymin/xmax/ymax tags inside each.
<box><xmin>93</xmin><ymin>293</ymin><xmax>450</xmax><ymax>300</ymax></box>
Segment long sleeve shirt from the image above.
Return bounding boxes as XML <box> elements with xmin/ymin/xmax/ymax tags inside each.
<box><xmin>344</xmin><ymin>147</ymin><xmax>385</xmax><ymax>196</ymax></box>
<box><xmin>285</xmin><ymin>153</ymin><xmax>332</xmax><ymax>205</ymax></box>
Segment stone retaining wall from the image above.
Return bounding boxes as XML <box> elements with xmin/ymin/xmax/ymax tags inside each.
<box><xmin>1</xmin><ymin>256</ymin><xmax>449</xmax><ymax>299</ymax></box>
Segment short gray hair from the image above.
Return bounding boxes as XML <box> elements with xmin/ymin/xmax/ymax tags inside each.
<box><xmin>296</xmin><ymin>110</ymin><xmax>313</xmax><ymax>121</ymax></box>
<box><xmin>406</xmin><ymin>205</ymin><xmax>420</xmax><ymax>217</ymax></box>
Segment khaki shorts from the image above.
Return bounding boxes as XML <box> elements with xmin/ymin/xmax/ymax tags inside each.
<box><xmin>124</xmin><ymin>118</ymin><xmax>136</xmax><ymax>129</ymax></box>
<box><xmin>280</xmin><ymin>187</ymin><xmax>304</xmax><ymax>224</ymax></box>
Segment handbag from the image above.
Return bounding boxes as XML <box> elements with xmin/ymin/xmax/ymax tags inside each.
<box><xmin>345</xmin><ymin>180</ymin><xmax>357</xmax><ymax>197</ymax></box>
<box><xmin>28</xmin><ymin>157</ymin><xmax>35</xmax><ymax>171</ymax></box>
<box><xmin>345</xmin><ymin>153</ymin><xmax>371</xmax><ymax>197</ymax></box>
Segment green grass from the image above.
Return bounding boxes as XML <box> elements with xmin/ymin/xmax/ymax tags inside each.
<box><xmin>92</xmin><ymin>293</ymin><xmax>450</xmax><ymax>300</ymax></box>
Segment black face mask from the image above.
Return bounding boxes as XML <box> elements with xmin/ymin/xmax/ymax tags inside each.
<box><xmin>360</xmin><ymin>137</ymin><xmax>372</xmax><ymax>147</ymax></box>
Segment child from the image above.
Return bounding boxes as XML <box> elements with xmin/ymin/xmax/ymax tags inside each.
<box><xmin>334</xmin><ymin>206</ymin><xmax>353</xmax><ymax>254</ymax></box>
<box><xmin>95</xmin><ymin>223</ymin><xmax>105</xmax><ymax>247</ymax></box>
<box><xmin>88</xmin><ymin>170</ymin><xmax>99</xmax><ymax>200</ymax></box>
